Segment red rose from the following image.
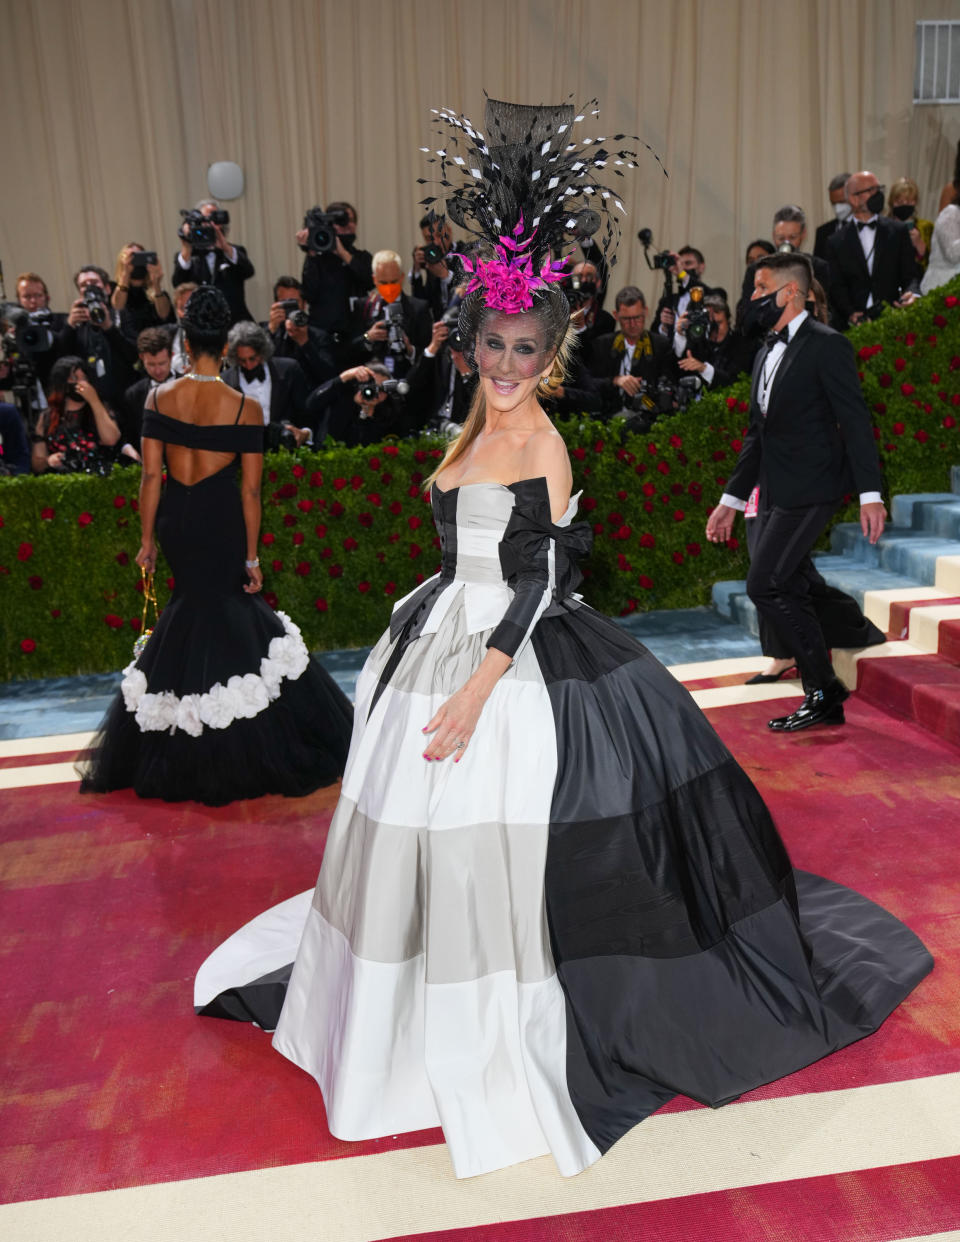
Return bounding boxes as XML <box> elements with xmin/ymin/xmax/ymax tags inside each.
<box><xmin>581</xmin><ymin>497</ymin><xmax>597</xmax><ymax>511</ymax></box>
<box><xmin>616</xmin><ymin>525</ymin><xmax>631</xmax><ymax>541</ymax></box>
<box><xmin>712</xmin><ymin>449</ymin><xmax>726</xmax><ymax>461</ymax></box>
<box><xmin>268</xmin><ymin>470</ymin><xmax>277</xmax><ymax>482</ymax></box>
<box><xmin>620</xmin><ymin>599</ymin><xmax>638</xmax><ymax>616</ymax></box>
<box><xmin>670</xmin><ymin>433</ymin><xmax>683</xmax><ymax>448</ymax></box>
<box><xmin>17</xmin><ymin>542</ymin><xmax>33</xmax><ymax>561</ymax></box>
<box><xmin>408</xmin><ymin>515</ymin><xmax>422</xmax><ymax>530</ymax></box>
<box><xmin>310</xmin><ymin>471</ymin><xmax>324</xmax><ymax>488</ymax></box>
<box><xmin>292</xmin><ymin>532</ymin><xmax>305</xmax><ymax>545</ymax></box>
<box><xmin>953</xmin><ymin>394</ymin><xmax>960</xmax><ymax>406</ymax></box>
<box><xmin>409</xmin><ymin>543</ymin><xmax>422</xmax><ymax>558</ymax></box>
<box><xmin>292</xmin><ymin>464</ymin><xmax>306</xmax><ymax>479</ymax></box>
<box><xmin>929</xmin><ymin>334</ymin><xmax>939</xmax><ymax>346</ymax></box>
<box><xmin>905</xmin><ymin>333</ymin><xmax>917</xmax><ymax>346</ymax></box>
<box><xmin>878</xmin><ymin>374</ymin><xmax>892</xmax><ymax>388</ymax></box>
<box><xmin>129</xmin><ymin>617</ymin><xmax>141</xmax><ymax>632</ymax></box>
<box><xmin>330</xmin><ymin>501</ymin><xmax>345</xmax><ymax>517</ymax></box>
<box><xmin>104</xmin><ymin>614</ymin><xmax>123</xmax><ymax>629</ymax></box>
<box><xmin>20</xmin><ymin>638</ymin><xmax>36</xmax><ymax>653</ymax></box>
<box><xmin>639</xmin><ymin>533</ymin><xmax>655</xmax><ymax>548</ymax></box>
<box><xmin>945</xmin><ymin>295</ymin><xmax>958</xmax><ymax>308</ymax></box>
<box><xmin>315</xmin><ymin>598</ymin><xmax>328</xmax><ymax>611</ymax></box>
<box><xmin>730</xmin><ymin>438</ymin><xmax>743</xmax><ymax>452</ymax></box>
<box><xmin>934</xmin><ymin>314</ymin><xmax>947</xmax><ymax>328</ymax></box>
<box><xmin>647</xmin><ymin>442</ymin><xmax>659</xmax><ymax>455</ymax></box>
<box><xmin>357</xmin><ymin>581</ymin><xmax>371</xmax><ymax>594</ymax></box>
<box><xmin>873</xmin><ymin>402</ymin><xmax>886</xmax><ymax>414</ymax></box>
<box><xmin>641</xmin><ymin>483</ymin><xmax>656</xmax><ymax>497</ymax></box>
<box><xmin>384</xmin><ymin>582</ymin><xmax>396</xmax><ymax>595</ymax></box>
<box><xmin>355</xmin><ymin>512</ymin><xmax>372</xmax><ymax>528</ymax></box>
<box><xmin>892</xmin><ymin>422</ymin><xmax>905</xmax><ymax>435</ymax></box>
<box><xmin>295</xmin><ymin>561</ymin><xmax>311</xmax><ymax>576</ymax></box>
<box><xmin>672</xmin><ymin>551</ymin><xmax>684</xmax><ymax>564</ymax></box>
<box><xmin>857</xmin><ymin>345</ymin><xmax>873</xmax><ymax>360</ymax></box>
<box><xmin>366</xmin><ymin>493</ymin><xmax>382</xmax><ymax>506</ymax></box>
<box><xmin>944</xmin><ymin>416</ymin><xmax>957</xmax><ymax>428</ymax></box>
<box><xmin>350</xmin><ymin>475</ymin><xmax>363</xmax><ymax>490</ymax></box>
<box><xmin>643</xmin><ymin>501</ymin><xmax>653</xmax><ymax>513</ymax></box>
<box><xmin>315</xmin><ymin>523</ymin><xmax>327</xmax><ymax>538</ymax></box>
<box><xmin>116</xmin><ymin>550</ymin><xmax>129</xmax><ymax>566</ymax></box>
<box><xmin>333</xmin><ymin>477</ymin><xmax>347</xmax><ymax>490</ymax></box>
<box><xmin>408</xmin><ymin>484</ymin><xmax>422</xmax><ymax>499</ymax></box>
<box><xmin>383</xmin><ymin>445</ymin><xmax>399</xmax><ymax>456</ymax></box>
<box><xmin>263</xmin><ymin>592</ymin><xmax>278</xmax><ymax>609</ymax></box>
<box><xmin>414</xmin><ymin>449</ymin><xmax>428</xmax><ymax>463</ymax></box>
<box><xmin>915</xmin><ymin>429</ymin><xmax>929</xmax><ymax>443</ymax></box>
<box><xmin>900</xmin><ymin>382</ymin><xmax>915</xmax><ymax>396</ymax></box>
<box><xmin>272</xmin><ymin>559</ymin><xmax>283</xmax><ymax>572</ymax></box>
<box><xmin>384</xmin><ymin>500</ymin><xmax>402</xmax><ymax>519</ymax></box>
<box><xmin>381</xmin><ymin>472</ymin><xmax>393</xmax><ymax>484</ymax></box>
<box><xmin>368</xmin><ymin>455</ymin><xmax>381</xmax><ymax>470</ymax></box>
<box><xmin>328</xmin><ymin>564</ymin><xmax>343</xmax><ymax>578</ymax></box>
<box><xmin>40</xmin><ymin>507</ymin><xmax>55</xmax><ymax>520</ymax></box>
<box><xmin>737</xmin><ymin>400</ymin><xmax>749</xmax><ymax>413</ymax></box>
<box><xmin>894</xmin><ymin>357</ymin><xmax>906</xmax><ymax>372</ymax></box>
<box><xmin>320</xmin><ymin>546</ymin><xmax>333</xmax><ymax>559</ymax></box>
<box><xmin>673</xmin><ymin>509</ymin><xmax>685</xmax><ymax>522</ymax></box>
<box><xmin>725</xmin><ymin>396</ymin><xmax>737</xmax><ymax>410</ymax></box>
<box><xmin>283</xmin><ymin>514</ymin><xmax>297</xmax><ymax>527</ymax></box>
<box><xmin>262</xmin><ymin>532</ymin><xmax>276</xmax><ymax>545</ymax></box>
<box><xmin>28</xmin><ymin>575</ymin><xmax>43</xmax><ymax>590</ymax></box>
<box><xmin>388</xmin><ymin>532</ymin><xmax>400</xmax><ymax>543</ymax></box>
<box><xmin>167</xmin><ymin>577</ymin><xmax>175</xmax><ymax>590</ymax></box>
<box><xmin>932</xmin><ymin>373</ymin><xmax>941</xmax><ymax>383</ymax></box>
<box><xmin>726</xmin><ymin>536</ymin><xmax>740</xmax><ymax>550</ymax></box>
<box><xmin>638</xmin><ymin>575</ymin><xmax>653</xmax><ymax>589</ymax></box>
<box><xmin>297</xmin><ymin>499</ymin><xmax>314</xmax><ymax>512</ymax></box>
<box><xmin>670</xmin><ymin>483</ymin><xmax>683</xmax><ymax>496</ymax></box>
<box><xmin>657</xmin><ymin>461</ymin><xmax>670</xmax><ymax>475</ymax></box>
<box><xmin>686</xmin><ymin>542</ymin><xmax>702</xmax><ymax>556</ymax></box>
<box><xmin>343</xmin><ymin>536</ymin><xmax>358</xmax><ymax>551</ymax></box>
<box><xmin>593</xmin><ymin>522</ymin><xmax>604</xmax><ymax>535</ymax></box>
<box><xmin>572</xmin><ymin>447</ymin><xmax>586</xmax><ymax>460</ymax></box>
<box><xmin>50</xmin><ymin>609</ymin><xmax>60</xmax><ymax>618</ymax></box>
<box><xmin>617</xmin><ymin>489</ymin><xmax>628</xmax><ymax>501</ymax></box>
<box><xmin>415</xmin><ymin>571</ymin><xmax>425</xmax><ymax>584</ymax></box>
<box><xmin>634</xmin><ymin>462</ymin><xmax>647</xmax><ymax>475</ymax></box>
<box><xmin>275</xmin><ymin>482</ymin><xmax>297</xmax><ymax>499</ymax></box>
<box><xmin>594</xmin><ymin>440</ymin><xmax>604</xmax><ymax>453</ymax></box>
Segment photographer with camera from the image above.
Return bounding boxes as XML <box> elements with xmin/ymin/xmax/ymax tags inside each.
<box><xmin>404</xmin><ymin>313</ymin><xmax>477</xmax><ymax>435</ymax></box>
<box><xmin>340</xmin><ymin>250</ymin><xmax>431</xmax><ymax>380</ymax></box>
<box><xmin>264</xmin><ymin>276</ymin><xmax>336</xmax><ymax>388</ymax></box>
<box><xmin>298</xmin><ymin>200</ymin><xmax>374</xmax><ymax>337</ymax></box>
<box><xmin>676</xmin><ymin>295</ymin><xmax>759</xmax><ymax>392</ymax></box>
<box><xmin>411</xmin><ymin>215</ymin><xmax>463</xmax><ymax>318</ymax></box>
<box><xmin>737</xmin><ymin>207</ymin><xmax>832</xmax><ymax>331</ymax></box>
<box><xmin>111</xmin><ymin>242</ymin><xmax>174</xmax><ymax>342</ymax></box>
<box><xmin>566</xmin><ymin>260</ymin><xmax>614</xmax><ymax>351</ymax></box>
<box><xmin>55</xmin><ymin>265</ymin><xmax>140</xmax><ymax>407</ymax></box>
<box><xmin>654</xmin><ymin>245</ymin><xmax>724</xmax><ymax>339</ymax></box>
<box><xmin>306</xmin><ymin>362</ymin><xmax>411</xmax><ymax>447</ymax></box>
<box><xmin>172</xmin><ymin>199</ymin><xmax>254</xmax><ymax>324</ymax></box>
<box><xmin>588</xmin><ymin>286</ymin><xmax>679</xmax><ymax>423</ymax></box>
<box><xmin>34</xmin><ymin>355</ymin><xmax>120</xmax><ymax>475</ymax></box>
<box><xmin>222</xmin><ymin>322</ymin><xmax>314</xmax><ymax>450</ymax></box>
<box><xmin>15</xmin><ymin>272</ymin><xmax>63</xmax><ymax>385</ymax></box>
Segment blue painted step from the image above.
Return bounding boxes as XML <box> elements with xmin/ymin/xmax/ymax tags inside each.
<box><xmin>829</xmin><ymin>522</ymin><xmax>960</xmax><ymax>583</ymax></box>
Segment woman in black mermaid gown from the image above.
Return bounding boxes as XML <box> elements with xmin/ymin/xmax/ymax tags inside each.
<box><xmin>79</xmin><ymin>287</ymin><xmax>352</xmax><ymax>805</ymax></box>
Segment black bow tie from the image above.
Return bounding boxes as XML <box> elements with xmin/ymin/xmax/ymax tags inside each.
<box><xmin>857</xmin><ymin>219</ymin><xmax>877</xmax><ymax>231</ymax></box>
<box><xmin>242</xmin><ymin>364</ymin><xmax>266</xmax><ymax>383</ymax></box>
<box><xmin>765</xmin><ymin>327</ymin><xmax>789</xmax><ymax>347</ymax></box>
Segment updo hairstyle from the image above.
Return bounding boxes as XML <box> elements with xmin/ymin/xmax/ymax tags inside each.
<box><xmin>182</xmin><ymin>286</ymin><xmax>231</xmax><ymax>358</ymax></box>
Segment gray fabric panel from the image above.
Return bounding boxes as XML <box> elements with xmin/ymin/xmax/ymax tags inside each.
<box><xmin>315</xmin><ymin>799</ymin><xmax>555</xmax><ymax>984</ymax></box>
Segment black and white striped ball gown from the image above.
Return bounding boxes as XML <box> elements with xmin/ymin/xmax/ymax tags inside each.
<box><xmin>196</xmin><ymin>476</ymin><xmax>932</xmax><ymax>1178</ymax></box>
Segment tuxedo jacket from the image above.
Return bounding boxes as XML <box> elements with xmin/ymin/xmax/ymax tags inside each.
<box><xmin>301</xmin><ymin>247</ymin><xmax>374</xmax><ymax>336</ymax></box>
<box><xmin>404</xmin><ymin>349</ymin><xmax>477</xmax><ymax>426</ymax></box>
<box><xmin>826</xmin><ymin>218</ymin><xmax>920</xmax><ymax>324</ymax></box>
<box><xmin>339</xmin><ymin>291</ymin><xmax>432</xmax><ymax>376</ymax></box>
<box><xmin>588</xmin><ymin>330</ymin><xmax>678</xmax><ymax>415</ymax></box>
<box><xmin>724</xmin><ymin>317</ymin><xmax>882</xmax><ymax>510</ymax></box>
<box><xmin>261</xmin><ymin>322</ymin><xmax>337</xmax><ymax>388</ymax></box>
<box><xmin>653</xmin><ymin>281</ymin><xmax>726</xmax><ymax>335</ymax></box>
<box><xmin>122</xmin><ymin>375</ymin><xmax>162</xmax><ymax>450</ymax></box>
<box><xmin>814</xmin><ymin>217</ymin><xmax>839</xmax><ymax>262</ymax></box>
<box><xmin>222</xmin><ymin>357</ymin><xmax>312</xmax><ymax>435</ymax></box>
<box><xmin>171</xmin><ymin>246</ymin><xmax>255</xmax><ymax>325</ymax></box>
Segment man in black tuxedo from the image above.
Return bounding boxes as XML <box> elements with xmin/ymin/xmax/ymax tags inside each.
<box><xmin>299</xmin><ymin>201</ymin><xmax>374</xmax><ymax>337</ymax></box>
<box><xmin>307</xmin><ymin>363</ymin><xmax>413</xmax><ymax>447</ymax></box>
<box><xmin>587</xmin><ymin>286</ymin><xmax>677</xmax><ymax>420</ymax></box>
<box><xmin>404</xmin><ymin>319</ymin><xmax>477</xmax><ymax>433</ymax></box>
<box><xmin>54</xmin><ymin>265</ymin><xmax>140</xmax><ymax>407</ymax></box>
<box><xmin>737</xmin><ymin>205</ymin><xmax>833</xmax><ymax>328</ymax></box>
<box><xmin>121</xmin><ymin>327</ymin><xmax>174</xmax><ymax>464</ymax></box>
<box><xmin>706</xmin><ymin>253</ymin><xmax>886</xmax><ymax>731</ymax></box>
<box><xmin>676</xmin><ymin>295</ymin><xmax>759</xmax><ymax>392</ymax></box>
<box><xmin>827</xmin><ymin>172</ymin><xmax>920</xmax><ymax>326</ymax></box>
<box><xmin>222</xmin><ymin>322</ymin><xmax>314</xmax><ymax>448</ymax></box>
<box><xmin>171</xmin><ymin>200</ymin><xmax>255</xmax><ymax>325</ymax></box>
<box><xmin>813</xmin><ymin>172</ymin><xmax>853</xmax><ymax>261</ymax></box>
<box><xmin>654</xmin><ymin>245</ymin><xmax>726</xmax><ymax>340</ymax></box>
<box><xmin>263</xmin><ymin>276</ymin><xmax>337</xmax><ymax>388</ymax></box>
<box><xmin>410</xmin><ymin>216</ymin><xmax>465</xmax><ymax>319</ymax></box>
<box><xmin>339</xmin><ymin>250</ymin><xmax>432</xmax><ymax>379</ymax></box>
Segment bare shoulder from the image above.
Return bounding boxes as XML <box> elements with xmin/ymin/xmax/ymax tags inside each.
<box><xmin>238</xmin><ymin>393</ymin><xmax>264</xmax><ymax>426</ymax></box>
<box><xmin>518</xmin><ymin>425</ymin><xmax>572</xmax><ymax>519</ymax></box>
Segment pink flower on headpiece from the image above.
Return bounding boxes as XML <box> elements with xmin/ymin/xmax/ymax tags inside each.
<box><xmin>460</xmin><ymin>217</ymin><xmax>569</xmax><ymax>314</ymax></box>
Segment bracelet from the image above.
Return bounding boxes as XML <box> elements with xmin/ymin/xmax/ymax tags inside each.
<box><xmin>245</xmin><ymin>558</ymin><xmax>260</xmax><ymax>569</ymax></box>
<box><xmin>116</xmin><ymin>285</ymin><xmax>129</xmax><ymax>292</ymax></box>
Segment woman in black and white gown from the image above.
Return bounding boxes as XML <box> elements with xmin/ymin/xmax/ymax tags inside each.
<box><xmin>195</xmin><ymin>100</ymin><xmax>932</xmax><ymax>1178</ymax></box>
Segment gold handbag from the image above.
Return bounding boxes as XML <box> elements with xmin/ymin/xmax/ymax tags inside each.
<box><xmin>133</xmin><ymin>567</ymin><xmax>158</xmax><ymax>659</ymax></box>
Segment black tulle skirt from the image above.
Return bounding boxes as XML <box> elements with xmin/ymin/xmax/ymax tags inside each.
<box><xmin>78</xmin><ymin>465</ymin><xmax>353</xmax><ymax>805</ymax></box>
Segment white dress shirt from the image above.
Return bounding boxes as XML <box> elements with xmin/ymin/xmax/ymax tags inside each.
<box><xmin>238</xmin><ymin>367</ymin><xmax>272</xmax><ymax>424</ymax></box>
<box><xmin>720</xmin><ymin>309</ymin><xmax>881</xmax><ymax>510</ymax></box>
<box><xmin>856</xmin><ymin>216</ymin><xmax>879</xmax><ymax>309</ymax></box>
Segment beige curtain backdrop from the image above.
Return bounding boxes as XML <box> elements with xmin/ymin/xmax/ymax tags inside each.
<box><xmin>3</xmin><ymin>0</ymin><xmax>960</xmax><ymax>318</ymax></box>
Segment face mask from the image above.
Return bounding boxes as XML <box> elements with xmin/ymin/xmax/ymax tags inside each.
<box><xmin>65</xmin><ymin>382</ymin><xmax>83</xmax><ymax>399</ymax></box>
<box><xmin>338</xmin><ymin>233</ymin><xmax>356</xmax><ymax>249</ymax></box>
<box><xmin>865</xmin><ymin>188</ymin><xmax>885</xmax><ymax>216</ymax></box>
<box><xmin>376</xmin><ymin>282</ymin><xmax>402</xmax><ymax>304</ymax></box>
<box><xmin>891</xmin><ymin>203</ymin><xmax>916</xmax><ymax>221</ymax></box>
<box><xmin>834</xmin><ymin>202</ymin><xmax>852</xmax><ymax>222</ymax></box>
<box><xmin>741</xmin><ymin>289</ymin><xmax>783</xmax><ymax>334</ymax></box>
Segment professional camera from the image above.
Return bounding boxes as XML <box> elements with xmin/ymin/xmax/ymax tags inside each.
<box><xmin>776</xmin><ymin>241</ymin><xmax>797</xmax><ymax>254</ymax></box>
<box><xmin>279</xmin><ymin>298</ymin><xmax>309</xmax><ymax>329</ymax></box>
<box><xmin>638</xmin><ymin>228</ymin><xmax>675</xmax><ymax>273</ymax></box>
<box><xmin>178</xmin><ymin>208</ymin><xmax>228</xmax><ymax>252</ymax></box>
<box><xmin>300</xmin><ymin>206</ymin><xmax>349</xmax><ymax>254</ymax></box>
<box><xmin>684</xmin><ymin>284</ymin><xmax>711</xmax><ymax>344</ymax></box>
<box><xmin>676</xmin><ymin>374</ymin><xmax>702</xmax><ymax>409</ymax></box>
<box><xmin>440</xmin><ymin>306</ymin><xmax>464</xmax><ymax>351</ymax></box>
<box><xmin>358</xmin><ymin>377</ymin><xmax>409</xmax><ymax>401</ymax></box>
<box><xmin>130</xmin><ymin>250</ymin><xmax>158</xmax><ymax>274</ymax></box>
<box><xmin>566</xmin><ymin>271</ymin><xmax>598</xmax><ymax>309</ymax></box>
<box><xmin>81</xmin><ymin>284</ymin><xmax>109</xmax><ymax>327</ymax></box>
<box><xmin>422</xmin><ymin>241</ymin><xmax>445</xmax><ymax>265</ymax></box>
<box><xmin>383</xmin><ymin>301</ymin><xmax>407</xmax><ymax>355</ymax></box>
<box><xmin>3</xmin><ymin>305</ymin><xmax>55</xmax><ymax>354</ymax></box>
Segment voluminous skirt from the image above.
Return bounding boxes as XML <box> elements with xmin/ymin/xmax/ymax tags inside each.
<box><xmin>196</xmin><ymin>587</ymin><xmax>932</xmax><ymax>1177</ymax></box>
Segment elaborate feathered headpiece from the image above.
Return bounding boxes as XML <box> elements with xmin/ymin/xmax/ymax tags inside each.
<box><xmin>418</xmin><ymin>96</ymin><xmax>665</xmax><ymax>315</ymax></box>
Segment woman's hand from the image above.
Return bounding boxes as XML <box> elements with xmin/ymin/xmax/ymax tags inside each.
<box><xmin>136</xmin><ymin>541</ymin><xmax>157</xmax><ymax>572</ymax></box>
<box><xmin>243</xmin><ymin>563</ymin><xmax>263</xmax><ymax>594</ymax></box>
<box><xmin>47</xmin><ymin>451</ymin><xmax>64</xmax><ymax>470</ymax></box>
<box><xmin>74</xmin><ymin>377</ymin><xmax>99</xmax><ymax>406</ymax></box>
<box><xmin>422</xmin><ymin>684</ymin><xmax>487</xmax><ymax>763</ymax></box>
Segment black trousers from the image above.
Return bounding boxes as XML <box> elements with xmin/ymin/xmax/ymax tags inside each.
<box><xmin>746</xmin><ymin>509</ymin><xmax>885</xmax><ymax>661</ymax></box>
<box><xmin>745</xmin><ymin>499</ymin><xmax>838</xmax><ymax>691</ymax></box>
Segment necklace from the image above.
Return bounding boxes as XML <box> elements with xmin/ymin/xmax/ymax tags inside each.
<box><xmin>184</xmin><ymin>372</ymin><xmax>223</xmax><ymax>383</ymax></box>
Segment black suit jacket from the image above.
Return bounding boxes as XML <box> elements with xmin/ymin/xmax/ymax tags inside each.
<box><xmin>588</xmin><ymin>330</ymin><xmax>678</xmax><ymax>416</ymax></box>
<box><xmin>54</xmin><ymin>320</ymin><xmax>140</xmax><ymax>407</ymax></box>
<box><xmin>814</xmin><ymin>218</ymin><xmax>840</xmax><ymax>262</ymax></box>
<box><xmin>725</xmin><ymin>316</ymin><xmax>882</xmax><ymax>510</ymax></box>
<box><xmin>171</xmin><ymin>246</ymin><xmax>255</xmax><ymax>325</ymax></box>
<box><xmin>653</xmin><ymin>281</ymin><xmax>725</xmax><ymax>336</ymax></box>
<box><xmin>339</xmin><ymin>291</ymin><xmax>432</xmax><ymax>377</ymax></box>
<box><xmin>222</xmin><ymin>357</ymin><xmax>313</xmax><ymax>438</ymax></box>
<box><xmin>404</xmin><ymin>350</ymin><xmax>477</xmax><ymax>426</ymax></box>
<box><xmin>301</xmin><ymin>247</ymin><xmax>374</xmax><ymax>336</ymax></box>
<box><xmin>260</xmin><ymin>322</ymin><xmax>337</xmax><ymax>388</ymax></box>
<box><xmin>826</xmin><ymin>218</ymin><xmax>920</xmax><ymax>324</ymax></box>
<box><xmin>306</xmin><ymin>376</ymin><xmax>411</xmax><ymax>447</ymax></box>
<box><xmin>121</xmin><ymin>375</ymin><xmax>164</xmax><ymax>451</ymax></box>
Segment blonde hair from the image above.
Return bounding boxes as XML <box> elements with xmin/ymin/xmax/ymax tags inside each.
<box><xmin>889</xmin><ymin>177</ymin><xmax>919</xmax><ymax>206</ymax></box>
<box><xmin>426</xmin><ymin>318</ymin><xmax>580</xmax><ymax>487</ymax></box>
<box><xmin>372</xmin><ymin>249</ymin><xmax>403</xmax><ymax>272</ymax></box>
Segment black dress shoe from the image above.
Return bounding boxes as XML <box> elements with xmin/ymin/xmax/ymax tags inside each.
<box><xmin>767</xmin><ymin>679</ymin><xmax>850</xmax><ymax>732</ymax></box>
<box><xmin>745</xmin><ymin>664</ymin><xmax>797</xmax><ymax>685</ymax></box>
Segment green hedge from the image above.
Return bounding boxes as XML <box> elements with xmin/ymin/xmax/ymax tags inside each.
<box><xmin>3</xmin><ymin>277</ymin><xmax>960</xmax><ymax>682</ymax></box>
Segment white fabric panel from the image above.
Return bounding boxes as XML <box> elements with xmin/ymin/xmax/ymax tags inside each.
<box><xmin>193</xmin><ymin>890</ymin><xmax>311</xmax><ymax>1008</ymax></box>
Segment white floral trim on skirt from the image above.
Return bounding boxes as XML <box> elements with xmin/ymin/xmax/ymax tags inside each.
<box><xmin>120</xmin><ymin>611</ymin><xmax>311</xmax><ymax>737</ymax></box>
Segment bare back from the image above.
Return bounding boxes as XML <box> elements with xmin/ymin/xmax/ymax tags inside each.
<box><xmin>145</xmin><ymin>378</ymin><xmax>263</xmax><ymax>486</ymax></box>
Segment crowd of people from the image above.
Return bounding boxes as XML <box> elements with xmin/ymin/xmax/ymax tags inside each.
<box><xmin>3</xmin><ymin>155</ymin><xmax>960</xmax><ymax>478</ymax></box>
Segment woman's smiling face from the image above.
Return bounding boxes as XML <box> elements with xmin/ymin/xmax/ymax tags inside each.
<box><xmin>475</xmin><ymin>311</ymin><xmax>553</xmax><ymax>412</ymax></box>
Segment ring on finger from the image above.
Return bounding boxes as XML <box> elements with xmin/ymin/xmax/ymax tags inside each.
<box><xmin>454</xmin><ymin>739</ymin><xmax>466</xmax><ymax>751</ymax></box>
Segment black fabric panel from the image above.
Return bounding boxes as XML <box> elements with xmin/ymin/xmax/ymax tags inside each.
<box><xmin>143</xmin><ymin>409</ymin><xmax>264</xmax><ymax>453</ymax></box>
<box><xmin>560</xmin><ymin>872</ymin><xmax>933</xmax><ymax>1154</ymax></box>
<box><xmin>196</xmin><ymin>964</ymin><xmax>293</xmax><ymax>1029</ymax></box>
